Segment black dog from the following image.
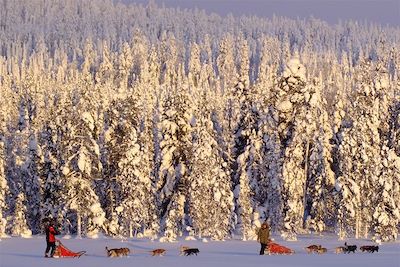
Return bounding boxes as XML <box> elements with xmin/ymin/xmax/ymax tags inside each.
<box><xmin>360</xmin><ymin>245</ymin><xmax>379</xmax><ymax>253</ymax></box>
<box><xmin>183</xmin><ymin>248</ymin><xmax>200</xmax><ymax>256</ymax></box>
<box><xmin>344</xmin><ymin>242</ymin><xmax>357</xmax><ymax>253</ymax></box>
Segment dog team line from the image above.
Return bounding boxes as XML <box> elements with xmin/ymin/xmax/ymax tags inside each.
<box><xmin>104</xmin><ymin>245</ymin><xmax>200</xmax><ymax>257</ymax></box>
<box><xmin>104</xmin><ymin>242</ymin><xmax>379</xmax><ymax>257</ymax></box>
<box><xmin>305</xmin><ymin>242</ymin><xmax>379</xmax><ymax>254</ymax></box>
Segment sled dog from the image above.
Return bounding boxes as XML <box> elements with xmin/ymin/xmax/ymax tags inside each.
<box><xmin>360</xmin><ymin>245</ymin><xmax>379</xmax><ymax>253</ymax></box>
<box><xmin>105</xmin><ymin>247</ymin><xmax>130</xmax><ymax>257</ymax></box>
<box><xmin>150</xmin><ymin>249</ymin><xmax>166</xmax><ymax>256</ymax></box>
<box><xmin>335</xmin><ymin>246</ymin><xmax>346</xmax><ymax>254</ymax></box>
<box><xmin>344</xmin><ymin>242</ymin><xmax>357</xmax><ymax>253</ymax></box>
<box><xmin>305</xmin><ymin>245</ymin><xmax>322</xmax><ymax>254</ymax></box>
<box><xmin>316</xmin><ymin>247</ymin><xmax>327</xmax><ymax>254</ymax></box>
<box><xmin>179</xmin><ymin>246</ymin><xmax>190</xmax><ymax>256</ymax></box>
<box><xmin>183</xmin><ymin>248</ymin><xmax>200</xmax><ymax>256</ymax></box>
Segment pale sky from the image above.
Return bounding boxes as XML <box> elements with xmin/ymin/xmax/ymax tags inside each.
<box><xmin>119</xmin><ymin>0</ymin><xmax>400</xmax><ymax>27</ymax></box>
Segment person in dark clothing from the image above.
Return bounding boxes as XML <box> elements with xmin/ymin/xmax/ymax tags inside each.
<box><xmin>257</xmin><ymin>222</ymin><xmax>270</xmax><ymax>255</ymax></box>
<box><xmin>44</xmin><ymin>219</ymin><xmax>59</xmax><ymax>258</ymax></box>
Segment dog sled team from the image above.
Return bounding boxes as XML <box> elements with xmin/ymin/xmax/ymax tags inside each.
<box><xmin>42</xmin><ymin>218</ymin><xmax>380</xmax><ymax>259</ymax></box>
<box><xmin>305</xmin><ymin>243</ymin><xmax>379</xmax><ymax>254</ymax></box>
<box><xmin>257</xmin><ymin>222</ymin><xmax>380</xmax><ymax>256</ymax></box>
<box><xmin>104</xmin><ymin>222</ymin><xmax>380</xmax><ymax>258</ymax></box>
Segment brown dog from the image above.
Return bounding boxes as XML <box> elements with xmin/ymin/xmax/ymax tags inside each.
<box><xmin>150</xmin><ymin>249</ymin><xmax>166</xmax><ymax>256</ymax></box>
<box><xmin>316</xmin><ymin>247</ymin><xmax>327</xmax><ymax>254</ymax></box>
<box><xmin>305</xmin><ymin>245</ymin><xmax>322</xmax><ymax>254</ymax></box>
<box><xmin>105</xmin><ymin>247</ymin><xmax>130</xmax><ymax>257</ymax></box>
<box><xmin>335</xmin><ymin>246</ymin><xmax>346</xmax><ymax>254</ymax></box>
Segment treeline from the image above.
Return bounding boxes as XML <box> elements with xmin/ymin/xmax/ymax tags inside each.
<box><xmin>0</xmin><ymin>0</ymin><xmax>399</xmax><ymax>242</ymax></box>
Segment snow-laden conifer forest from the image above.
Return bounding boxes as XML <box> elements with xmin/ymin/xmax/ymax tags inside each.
<box><xmin>0</xmin><ymin>0</ymin><xmax>399</xmax><ymax>242</ymax></box>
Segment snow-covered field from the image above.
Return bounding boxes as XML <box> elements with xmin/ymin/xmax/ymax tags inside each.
<box><xmin>1</xmin><ymin>234</ymin><xmax>399</xmax><ymax>267</ymax></box>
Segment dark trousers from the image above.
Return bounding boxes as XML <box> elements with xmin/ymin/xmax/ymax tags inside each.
<box><xmin>45</xmin><ymin>241</ymin><xmax>56</xmax><ymax>257</ymax></box>
<box><xmin>260</xmin><ymin>243</ymin><xmax>267</xmax><ymax>255</ymax></box>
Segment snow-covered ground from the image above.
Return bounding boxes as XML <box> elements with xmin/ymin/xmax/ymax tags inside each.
<box><xmin>0</xmin><ymin>234</ymin><xmax>399</xmax><ymax>267</ymax></box>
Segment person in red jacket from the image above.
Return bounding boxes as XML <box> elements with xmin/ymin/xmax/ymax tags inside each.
<box><xmin>44</xmin><ymin>219</ymin><xmax>59</xmax><ymax>258</ymax></box>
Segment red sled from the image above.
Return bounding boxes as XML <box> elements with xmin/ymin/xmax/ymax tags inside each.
<box><xmin>53</xmin><ymin>239</ymin><xmax>86</xmax><ymax>258</ymax></box>
<box><xmin>266</xmin><ymin>242</ymin><xmax>295</xmax><ymax>255</ymax></box>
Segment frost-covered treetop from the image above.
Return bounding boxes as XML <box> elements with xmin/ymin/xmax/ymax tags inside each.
<box><xmin>283</xmin><ymin>54</ymin><xmax>306</xmax><ymax>82</ymax></box>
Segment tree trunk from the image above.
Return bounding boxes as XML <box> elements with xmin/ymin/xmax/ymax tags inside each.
<box><xmin>77</xmin><ymin>212</ymin><xmax>82</xmax><ymax>239</ymax></box>
<box><xmin>355</xmin><ymin>208</ymin><xmax>360</xmax><ymax>239</ymax></box>
<box><xmin>302</xmin><ymin>140</ymin><xmax>310</xmax><ymax>228</ymax></box>
<box><xmin>363</xmin><ymin>211</ymin><xmax>369</xmax><ymax>238</ymax></box>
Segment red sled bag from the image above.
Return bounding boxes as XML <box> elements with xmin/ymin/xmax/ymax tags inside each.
<box><xmin>53</xmin><ymin>239</ymin><xmax>86</xmax><ymax>258</ymax></box>
<box><xmin>266</xmin><ymin>242</ymin><xmax>295</xmax><ymax>255</ymax></box>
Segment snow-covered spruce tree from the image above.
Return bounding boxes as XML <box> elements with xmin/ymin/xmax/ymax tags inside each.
<box><xmin>58</xmin><ymin>40</ymin><xmax>107</xmax><ymax>238</ymax></box>
<box><xmin>272</xmin><ymin>53</ymin><xmax>314</xmax><ymax>240</ymax></box>
<box><xmin>105</xmin><ymin>96</ymin><xmax>157</xmax><ymax>238</ymax></box>
<box><xmin>0</xmin><ymin>81</ymin><xmax>11</xmax><ymax>237</ymax></box>
<box><xmin>335</xmin><ymin>135</ymin><xmax>360</xmax><ymax>239</ymax></box>
<box><xmin>371</xmin><ymin>64</ymin><xmax>399</xmax><ymax>242</ymax></box>
<box><xmin>157</xmin><ymin>82</ymin><xmax>193</xmax><ymax>241</ymax></box>
<box><xmin>39</xmin><ymin>116</ymin><xmax>66</xmax><ymax>228</ymax></box>
<box><xmin>60</xmin><ymin>105</ymin><xmax>105</xmax><ymax>238</ymax></box>
<box><xmin>135</xmin><ymin>114</ymin><xmax>160</xmax><ymax>238</ymax></box>
<box><xmin>116</xmin><ymin>128</ymin><xmax>156</xmax><ymax>238</ymax></box>
<box><xmin>303</xmin><ymin>75</ymin><xmax>335</xmax><ymax>234</ymax></box>
<box><xmin>96</xmin><ymin>42</ymin><xmax>133</xmax><ymax>236</ymax></box>
<box><xmin>187</xmin><ymin>82</ymin><xmax>234</xmax><ymax>240</ymax></box>
<box><xmin>20</xmin><ymin>130</ymin><xmax>43</xmax><ymax>234</ymax></box>
<box><xmin>372</xmin><ymin>145</ymin><xmax>400</xmax><ymax>242</ymax></box>
<box><xmin>133</xmin><ymin>42</ymin><xmax>162</xmax><ymax>238</ymax></box>
<box><xmin>10</xmin><ymin>192</ymin><xmax>32</xmax><ymax>237</ymax></box>
<box><xmin>227</xmin><ymin>37</ymin><xmax>265</xmax><ymax>240</ymax></box>
<box><xmin>23</xmin><ymin>75</ymin><xmax>46</xmax><ymax>233</ymax></box>
<box><xmin>231</xmin><ymin>83</ymin><xmax>265</xmax><ymax>240</ymax></box>
<box><xmin>260</xmin><ymin>109</ymin><xmax>283</xmax><ymax>233</ymax></box>
<box><xmin>330</xmin><ymin>63</ymin><xmax>352</xmax><ymax>239</ymax></box>
<box><xmin>38</xmin><ymin>90</ymin><xmax>84</xmax><ymax>234</ymax></box>
<box><xmin>0</xmin><ymin>137</ymin><xmax>9</xmax><ymax>237</ymax></box>
<box><xmin>336</xmin><ymin>59</ymin><xmax>382</xmax><ymax>239</ymax></box>
<box><xmin>8</xmin><ymin>89</ymin><xmax>43</xmax><ymax>235</ymax></box>
<box><xmin>387</xmin><ymin>99</ymin><xmax>399</xmax><ymax>219</ymax></box>
<box><xmin>101</xmin><ymin>101</ymin><xmax>124</xmax><ymax>236</ymax></box>
<box><xmin>388</xmin><ymin>91</ymin><xmax>399</xmax><ymax>156</ymax></box>
<box><xmin>0</xmin><ymin>80</ymin><xmax>21</xmax><ymax>236</ymax></box>
<box><xmin>255</xmin><ymin>37</ymin><xmax>283</xmax><ymax>233</ymax></box>
<box><xmin>361</xmin><ymin>60</ymin><xmax>393</xmax><ymax>239</ymax></box>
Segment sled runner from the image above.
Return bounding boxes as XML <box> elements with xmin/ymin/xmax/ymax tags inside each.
<box><xmin>52</xmin><ymin>239</ymin><xmax>86</xmax><ymax>258</ymax></box>
<box><xmin>266</xmin><ymin>242</ymin><xmax>295</xmax><ymax>255</ymax></box>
